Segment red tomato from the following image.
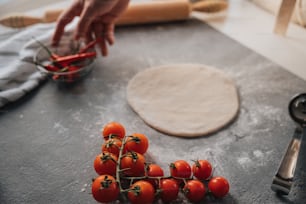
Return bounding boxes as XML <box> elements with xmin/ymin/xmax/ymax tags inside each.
<box><xmin>102</xmin><ymin>138</ymin><xmax>122</xmax><ymax>157</ymax></box>
<box><xmin>192</xmin><ymin>160</ymin><xmax>213</xmax><ymax>180</ymax></box>
<box><xmin>146</xmin><ymin>164</ymin><xmax>164</xmax><ymax>187</ymax></box>
<box><xmin>183</xmin><ymin>179</ymin><xmax>206</xmax><ymax>202</ymax></box>
<box><xmin>128</xmin><ymin>180</ymin><xmax>155</xmax><ymax>204</ymax></box>
<box><xmin>91</xmin><ymin>175</ymin><xmax>119</xmax><ymax>203</ymax></box>
<box><xmin>125</xmin><ymin>133</ymin><xmax>149</xmax><ymax>154</ymax></box>
<box><xmin>102</xmin><ymin>121</ymin><xmax>126</xmax><ymax>140</ymax></box>
<box><xmin>159</xmin><ymin>178</ymin><xmax>179</xmax><ymax>203</ymax></box>
<box><xmin>93</xmin><ymin>152</ymin><xmax>118</xmax><ymax>176</ymax></box>
<box><xmin>208</xmin><ymin>176</ymin><xmax>230</xmax><ymax>198</ymax></box>
<box><xmin>169</xmin><ymin>160</ymin><xmax>192</xmax><ymax>179</ymax></box>
<box><xmin>120</xmin><ymin>152</ymin><xmax>146</xmax><ymax>177</ymax></box>
<box><xmin>147</xmin><ymin>164</ymin><xmax>164</xmax><ymax>177</ymax></box>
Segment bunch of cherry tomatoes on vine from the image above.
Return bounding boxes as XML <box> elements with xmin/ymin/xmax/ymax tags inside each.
<box><xmin>91</xmin><ymin>122</ymin><xmax>230</xmax><ymax>203</ymax></box>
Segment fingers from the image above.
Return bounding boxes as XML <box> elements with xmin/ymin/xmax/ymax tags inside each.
<box><xmin>52</xmin><ymin>0</ymin><xmax>83</xmax><ymax>46</ymax></box>
<box><xmin>92</xmin><ymin>22</ymin><xmax>116</xmax><ymax>56</ymax></box>
<box><xmin>52</xmin><ymin>11</ymin><xmax>73</xmax><ymax>46</ymax></box>
<box><xmin>92</xmin><ymin>22</ymin><xmax>107</xmax><ymax>56</ymax></box>
<box><xmin>52</xmin><ymin>0</ymin><xmax>127</xmax><ymax>56</ymax></box>
<box><xmin>85</xmin><ymin>26</ymin><xmax>94</xmax><ymax>44</ymax></box>
<box><xmin>109</xmin><ymin>0</ymin><xmax>130</xmax><ymax>18</ymax></box>
<box><xmin>104</xmin><ymin>23</ymin><xmax>115</xmax><ymax>45</ymax></box>
<box><xmin>75</xmin><ymin>7</ymin><xmax>95</xmax><ymax>40</ymax></box>
<box><xmin>75</xmin><ymin>0</ymin><xmax>116</xmax><ymax>40</ymax></box>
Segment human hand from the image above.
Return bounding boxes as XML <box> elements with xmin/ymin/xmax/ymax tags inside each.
<box><xmin>52</xmin><ymin>0</ymin><xmax>130</xmax><ymax>56</ymax></box>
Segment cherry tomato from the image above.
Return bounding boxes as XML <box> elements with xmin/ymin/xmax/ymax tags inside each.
<box><xmin>102</xmin><ymin>121</ymin><xmax>125</xmax><ymax>140</ymax></box>
<box><xmin>146</xmin><ymin>163</ymin><xmax>164</xmax><ymax>187</ymax></box>
<box><xmin>159</xmin><ymin>178</ymin><xmax>179</xmax><ymax>203</ymax></box>
<box><xmin>102</xmin><ymin>138</ymin><xmax>122</xmax><ymax>157</ymax></box>
<box><xmin>170</xmin><ymin>160</ymin><xmax>192</xmax><ymax>179</ymax></box>
<box><xmin>93</xmin><ymin>152</ymin><xmax>118</xmax><ymax>176</ymax></box>
<box><xmin>128</xmin><ymin>180</ymin><xmax>155</xmax><ymax>204</ymax></box>
<box><xmin>183</xmin><ymin>179</ymin><xmax>206</xmax><ymax>202</ymax></box>
<box><xmin>208</xmin><ymin>176</ymin><xmax>230</xmax><ymax>198</ymax></box>
<box><xmin>147</xmin><ymin>163</ymin><xmax>164</xmax><ymax>177</ymax></box>
<box><xmin>192</xmin><ymin>160</ymin><xmax>213</xmax><ymax>180</ymax></box>
<box><xmin>120</xmin><ymin>152</ymin><xmax>146</xmax><ymax>177</ymax></box>
<box><xmin>125</xmin><ymin>133</ymin><xmax>149</xmax><ymax>154</ymax></box>
<box><xmin>91</xmin><ymin>175</ymin><xmax>119</xmax><ymax>203</ymax></box>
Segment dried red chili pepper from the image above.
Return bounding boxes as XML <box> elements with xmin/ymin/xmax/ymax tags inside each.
<box><xmin>78</xmin><ymin>38</ymin><xmax>101</xmax><ymax>54</ymax></box>
<box><xmin>66</xmin><ymin>66</ymin><xmax>80</xmax><ymax>82</ymax></box>
<box><xmin>33</xmin><ymin>38</ymin><xmax>97</xmax><ymax>83</ymax></box>
<box><xmin>52</xmin><ymin>74</ymin><xmax>60</xmax><ymax>81</ymax></box>
<box><xmin>44</xmin><ymin>64</ymin><xmax>60</xmax><ymax>72</ymax></box>
<box><xmin>23</xmin><ymin>58</ymin><xmax>61</xmax><ymax>72</ymax></box>
<box><xmin>53</xmin><ymin>52</ymin><xmax>96</xmax><ymax>66</ymax></box>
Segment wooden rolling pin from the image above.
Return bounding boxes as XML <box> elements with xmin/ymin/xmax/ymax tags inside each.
<box><xmin>0</xmin><ymin>0</ymin><xmax>228</xmax><ymax>28</ymax></box>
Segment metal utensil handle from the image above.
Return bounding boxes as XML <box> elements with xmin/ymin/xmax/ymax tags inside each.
<box><xmin>271</xmin><ymin>126</ymin><xmax>304</xmax><ymax>194</ymax></box>
<box><xmin>276</xmin><ymin>127</ymin><xmax>303</xmax><ymax>180</ymax></box>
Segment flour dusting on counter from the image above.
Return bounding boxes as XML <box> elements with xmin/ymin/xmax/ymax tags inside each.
<box><xmin>54</xmin><ymin>122</ymin><xmax>68</xmax><ymax>134</ymax></box>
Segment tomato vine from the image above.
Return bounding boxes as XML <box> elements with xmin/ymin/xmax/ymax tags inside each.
<box><xmin>91</xmin><ymin>122</ymin><xmax>230</xmax><ymax>203</ymax></box>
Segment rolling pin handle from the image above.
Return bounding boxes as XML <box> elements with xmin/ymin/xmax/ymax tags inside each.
<box><xmin>44</xmin><ymin>10</ymin><xmax>63</xmax><ymax>23</ymax></box>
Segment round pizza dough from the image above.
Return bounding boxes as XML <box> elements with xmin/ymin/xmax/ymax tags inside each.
<box><xmin>126</xmin><ymin>64</ymin><xmax>239</xmax><ymax>137</ymax></box>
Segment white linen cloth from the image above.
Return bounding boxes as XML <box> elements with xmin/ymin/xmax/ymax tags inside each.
<box><xmin>0</xmin><ymin>22</ymin><xmax>75</xmax><ymax>107</ymax></box>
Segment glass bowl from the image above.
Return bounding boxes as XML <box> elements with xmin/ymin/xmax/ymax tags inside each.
<box><xmin>33</xmin><ymin>40</ymin><xmax>96</xmax><ymax>83</ymax></box>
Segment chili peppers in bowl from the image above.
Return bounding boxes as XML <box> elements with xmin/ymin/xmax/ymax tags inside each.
<box><xmin>33</xmin><ymin>39</ymin><xmax>99</xmax><ymax>83</ymax></box>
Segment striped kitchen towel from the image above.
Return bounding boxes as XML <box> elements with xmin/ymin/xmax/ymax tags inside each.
<box><xmin>0</xmin><ymin>21</ymin><xmax>77</xmax><ymax>108</ymax></box>
<box><xmin>0</xmin><ymin>24</ymin><xmax>54</xmax><ymax>107</ymax></box>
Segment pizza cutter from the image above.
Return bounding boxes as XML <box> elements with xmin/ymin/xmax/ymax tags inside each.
<box><xmin>271</xmin><ymin>93</ymin><xmax>306</xmax><ymax>195</ymax></box>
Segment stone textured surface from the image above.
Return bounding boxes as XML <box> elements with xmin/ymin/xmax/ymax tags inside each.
<box><xmin>0</xmin><ymin>20</ymin><xmax>306</xmax><ymax>203</ymax></box>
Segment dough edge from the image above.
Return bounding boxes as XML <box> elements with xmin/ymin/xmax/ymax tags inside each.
<box><xmin>126</xmin><ymin>63</ymin><xmax>240</xmax><ymax>137</ymax></box>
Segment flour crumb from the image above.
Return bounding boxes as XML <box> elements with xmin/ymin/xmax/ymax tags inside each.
<box><xmin>237</xmin><ymin>156</ymin><xmax>252</xmax><ymax>169</ymax></box>
<box><xmin>80</xmin><ymin>184</ymin><xmax>88</xmax><ymax>192</ymax></box>
<box><xmin>253</xmin><ymin>150</ymin><xmax>264</xmax><ymax>158</ymax></box>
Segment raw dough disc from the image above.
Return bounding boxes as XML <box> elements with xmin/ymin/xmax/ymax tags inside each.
<box><xmin>126</xmin><ymin>64</ymin><xmax>239</xmax><ymax>137</ymax></box>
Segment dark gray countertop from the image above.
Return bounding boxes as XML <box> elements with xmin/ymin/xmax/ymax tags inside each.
<box><xmin>1</xmin><ymin>20</ymin><xmax>306</xmax><ymax>203</ymax></box>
